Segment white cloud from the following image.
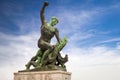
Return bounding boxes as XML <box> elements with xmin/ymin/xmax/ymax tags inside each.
<box><xmin>66</xmin><ymin>46</ymin><xmax>120</xmax><ymax>80</ymax></box>
<box><xmin>56</xmin><ymin>9</ymin><xmax>99</xmax><ymax>36</ymax></box>
<box><xmin>98</xmin><ymin>38</ymin><xmax>120</xmax><ymax>44</ymax></box>
<box><xmin>67</xmin><ymin>46</ymin><xmax>120</xmax><ymax>65</ymax></box>
<box><xmin>0</xmin><ymin>32</ymin><xmax>39</xmax><ymax>80</ymax></box>
<box><xmin>0</xmin><ymin>32</ymin><xmax>40</xmax><ymax>68</ymax></box>
<box><xmin>69</xmin><ymin>64</ymin><xmax>120</xmax><ymax>80</ymax></box>
<box><xmin>51</xmin><ymin>8</ymin><xmax>101</xmax><ymax>48</ymax></box>
<box><xmin>116</xmin><ymin>42</ymin><xmax>120</xmax><ymax>49</ymax></box>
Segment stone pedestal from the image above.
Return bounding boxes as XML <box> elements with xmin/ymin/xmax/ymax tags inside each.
<box><xmin>14</xmin><ymin>70</ymin><xmax>71</xmax><ymax>80</ymax></box>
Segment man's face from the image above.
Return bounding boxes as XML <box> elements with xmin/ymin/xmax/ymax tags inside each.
<box><xmin>51</xmin><ymin>19</ymin><xmax>58</xmax><ymax>26</ymax></box>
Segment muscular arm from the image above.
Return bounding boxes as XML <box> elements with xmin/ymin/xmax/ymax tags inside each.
<box><xmin>40</xmin><ymin>2</ymin><xmax>49</xmax><ymax>25</ymax></box>
<box><xmin>55</xmin><ymin>28</ymin><xmax>61</xmax><ymax>43</ymax></box>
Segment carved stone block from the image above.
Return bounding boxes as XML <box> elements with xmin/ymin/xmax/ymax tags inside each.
<box><xmin>14</xmin><ymin>70</ymin><xmax>71</xmax><ymax>80</ymax></box>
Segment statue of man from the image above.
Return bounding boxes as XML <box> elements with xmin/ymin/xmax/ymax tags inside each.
<box><xmin>25</xmin><ymin>1</ymin><xmax>61</xmax><ymax>69</ymax></box>
<box><xmin>38</xmin><ymin>1</ymin><xmax>61</xmax><ymax>53</ymax></box>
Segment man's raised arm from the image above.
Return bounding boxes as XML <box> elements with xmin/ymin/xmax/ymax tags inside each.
<box><xmin>40</xmin><ymin>1</ymin><xmax>49</xmax><ymax>25</ymax></box>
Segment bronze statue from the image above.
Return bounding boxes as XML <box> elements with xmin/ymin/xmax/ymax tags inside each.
<box><xmin>24</xmin><ymin>1</ymin><xmax>68</xmax><ymax>71</ymax></box>
<box><xmin>38</xmin><ymin>1</ymin><xmax>61</xmax><ymax>53</ymax></box>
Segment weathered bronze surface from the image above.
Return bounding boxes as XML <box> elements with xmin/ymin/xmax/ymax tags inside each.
<box><xmin>22</xmin><ymin>1</ymin><xmax>68</xmax><ymax>72</ymax></box>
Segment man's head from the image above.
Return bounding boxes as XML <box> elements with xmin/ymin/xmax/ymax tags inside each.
<box><xmin>50</xmin><ymin>17</ymin><xmax>59</xmax><ymax>26</ymax></box>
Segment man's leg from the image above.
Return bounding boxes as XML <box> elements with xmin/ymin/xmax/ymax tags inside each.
<box><xmin>25</xmin><ymin>49</ymin><xmax>42</xmax><ymax>69</ymax></box>
<box><xmin>39</xmin><ymin>41</ymin><xmax>54</xmax><ymax>67</ymax></box>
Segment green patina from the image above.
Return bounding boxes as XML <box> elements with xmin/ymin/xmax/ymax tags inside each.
<box><xmin>23</xmin><ymin>2</ymin><xmax>68</xmax><ymax>72</ymax></box>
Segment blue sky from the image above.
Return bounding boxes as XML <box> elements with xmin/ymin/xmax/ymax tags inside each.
<box><xmin>0</xmin><ymin>0</ymin><xmax>120</xmax><ymax>80</ymax></box>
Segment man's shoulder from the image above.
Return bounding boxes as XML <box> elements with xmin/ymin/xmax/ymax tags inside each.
<box><xmin>43</xmin><ymin>20</ymin><xmax>47</xmax><ymax>24</ymax></box>
<box><xmin>41</xmin><ymin>21</ymin><xmax>47</xmax><ymax>27</ymax></box>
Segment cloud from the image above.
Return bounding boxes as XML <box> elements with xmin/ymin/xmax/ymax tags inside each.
<box><xmin>0</xmin><ymin>32</ymin><xmax>40</xmax><ymax>80</ymax></box>
<box><xmin>56</xmin><ymin>9</ymin><xmax>99</xmax><ymax>36</ymax></box>
<box><xmin>66</xmin><ymin>46</ymin><xmax>120</xmax><ymax>80</ymax></box>
<box><xmin>69</xmin><ymin>64</ymin><xmax>120</xmax><ymax>80</ymax></box>
<box><xmin>116</xmin><ymin>42</ymin><xmax>120</xmax><ymax>49</ymax></box>
<box><xmin>0</xmin><ymin>32</ymin><xmax>39</xmax><ymax>65</ymax></box>
<box><xmin>50</xmin><ymin>7</ymin><xmax>101</xmax><ymax>47</ymax></box>
<box><xmin>14</xmin><ymin>15</ymin><xmax>40</xmax><ymax>34</ymax></box>
<box><xmin>55</xmin><ymin>4</ymin><xmax>120</xmax><ymax>48</ymax></box>
<box><xmin>98</xmin><ymin>38</ymin><xmax>120</xmax><ymax>44</ymax></box>
<box><xmin>67</xmin><ymin>46</ymin><xmax>120</xmax><ymax>66</ymax></box>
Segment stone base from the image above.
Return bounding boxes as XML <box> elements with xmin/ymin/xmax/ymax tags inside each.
<box><xmin>19</xmin><ymin>65</ymin><xmax>66</xmax><ymax>72</ymax></box>
<box><xmin>14</xmin><ymin>70</ymin><xmax>71</xmax><ymax>80</ymax></box>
